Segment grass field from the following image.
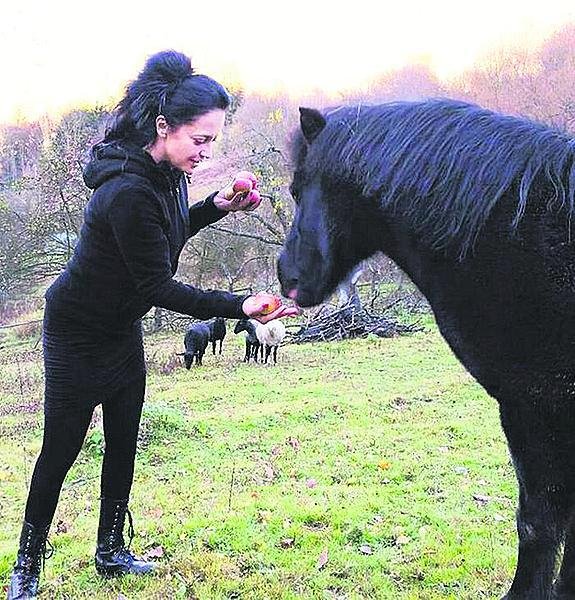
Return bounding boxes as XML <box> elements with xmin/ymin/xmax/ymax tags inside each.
<box><xmin>0</xmin><ymin>317</ymin><xmax>518</xmax><ymax>599</ymax></box>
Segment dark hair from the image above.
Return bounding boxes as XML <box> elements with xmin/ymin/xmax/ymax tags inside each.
<box><xmin>100</xmin><ymin>50</ymin><xmax>230</xmax><ymax>148</ymax></box>
<box><xmin>292</xmin><ymin>99</ymin><xmax>575</xmax><ymax>258</ymax></box>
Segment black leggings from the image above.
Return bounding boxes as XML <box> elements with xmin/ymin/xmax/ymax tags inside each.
<box><xmin>24</xmin><ymin>378</ymin><xmax>145</xmax><ymax>528</ymax></box>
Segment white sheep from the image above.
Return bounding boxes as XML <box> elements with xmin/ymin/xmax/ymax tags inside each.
<box><xmin>255</xmin><ymin>320</ymin><xmax>286</xmax><ymax>364</ymax></box>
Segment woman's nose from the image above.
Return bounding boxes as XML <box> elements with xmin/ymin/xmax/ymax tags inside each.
<box><xmin>199</xmin><ymin>143</ymin><xmax>213</xmax><ymax>160</ymax></box>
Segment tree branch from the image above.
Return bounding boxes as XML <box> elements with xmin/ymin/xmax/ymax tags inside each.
<box><xmin>206</xmin><ymin>225</ymin><xmax>283</xmax><ymax>246</ymax></box>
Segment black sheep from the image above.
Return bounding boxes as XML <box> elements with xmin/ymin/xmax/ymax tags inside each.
<box><xmin>233</xmin><ymin>319</ymin><xmax>260</xmax><ymax>362</ymax></box>
<box><xmin>207</xmin><ymin>317</ymin><xmax>226</xmax><ymax>354</ymax></box>
<box><xmin>181</xmin><ymin>323</ymin><xmax>210</xmax><ymax>368</ymax></box>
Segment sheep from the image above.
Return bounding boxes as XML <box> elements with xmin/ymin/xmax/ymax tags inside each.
<box><xmin>179</xmin><ymin>322</ymin><xmax>210</xmax><ymax>368</ymax></box>
<box><xmin>233</xmin><ymin>319</ymin><xmax>261</xmax><ymax>362</ymax></box>
<box><xmin>207</xmin><ymin>317</ymin><xmax>226</xmax><ymax>354</ymax></box>
<box><xmin>255</xmin><ymin>320</ymin><xmax>286</xmax><ymax>364</ymax></box>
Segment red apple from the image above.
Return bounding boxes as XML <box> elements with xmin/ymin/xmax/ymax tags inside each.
<box><xmin>257</xmin><ymin>293</ymin><xmax>282</xmax><ymax>315</ymax></box>
<box><xmin>247</xmin><ymin>189</ymin><xmax>261</xmax><ymax>204</ymax></box>
<box><xmin>235</xmin><ymin>170</ymin><xmax>258</xmax><ymax>189</ymax></box>
<box><xmin>232</xmin><ymin>178</ymin><xmax>253</xmax><ymax>194</ymax></box>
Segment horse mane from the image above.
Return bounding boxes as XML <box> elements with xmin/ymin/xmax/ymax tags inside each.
<box><xmin>292</xmin><ymin>99</ymin><xmax>575</xmax><ymax>257</ymax></box>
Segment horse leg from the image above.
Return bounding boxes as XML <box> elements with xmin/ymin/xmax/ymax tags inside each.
<box><xmin>554</xmin><ymin>510</ymin><xmax>575</xmax><ymax>599</ymax></box>
<box><xmin>503</xmin><ymin>484</ymin><xmax>566</xmax><ymax>599</ymax></box>
<box><xmin>264</xmin><ymin>346</ymin><xmax>271</xmax><ymax>364</ymax></box>
<box><xmin>244</xmin><ymin>341</ymin><xmax>250</xmax><ymax>362</ymax></box>
<box><xmin>499</xmin><ymin>402</ymin><xmax>571</xmax><ymax>600</ymax></box>
<box><xmin>219</xmin><ymin>340</ymin><xmax>223</xmax><ymax>354</ymax></box>
<box><xmin>273</xmin><ymin>346</ymin><xmax>278</xmax><ymax>364</ymax></box>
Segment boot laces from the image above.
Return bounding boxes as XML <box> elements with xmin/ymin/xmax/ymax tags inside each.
<box><xmin>109</xmin><ymin>503</ymin><xmax>134</xmax><ymax>552</ymax></box>
<box><xmin>20</xmin><ymin>528</ymin><xmax>52</xmax><ymax>574</ymax></box>
<box><xmin>125</xmin><ymin>507</ymin><xmax>135</xmax><ymax>551</ymax></box>
<box><xmin>42</xmin><ymin>538</ymin><xmax>54</xmax><ymax>569</ymax></box>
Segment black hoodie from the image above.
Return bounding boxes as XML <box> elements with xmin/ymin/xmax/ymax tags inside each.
<box><xmin>45</xmin><ymin>142</ymin><xmax>247</xmax><ymax>334</ymax></box>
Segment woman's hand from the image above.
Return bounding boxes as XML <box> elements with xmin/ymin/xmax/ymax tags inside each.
<box><xmin>213</xmin><ymin>170</ymin><xmax>262</xmax><ymax>212</ymax></box>
<box><xmin>242</xmin><ymin>292</ymin><xmax>301</xmax><ymax>323</ymax></box>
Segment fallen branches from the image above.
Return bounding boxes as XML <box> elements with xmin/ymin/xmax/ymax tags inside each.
<box><xmin>288</xmin><ymin>301</ymin><xmax>422</xmax><ymax>344</ymax></box>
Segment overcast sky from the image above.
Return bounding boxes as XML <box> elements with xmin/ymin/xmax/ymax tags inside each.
<box><xmin>2</xmin><ymin>0</ymin><xmax>574</xmax><ymax>123</ymax></box>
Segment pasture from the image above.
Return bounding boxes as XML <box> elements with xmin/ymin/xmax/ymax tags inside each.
<box><xmin>0</xmin><ymin>318</ymin><xmax>517</xmax><ymax>599</ymax></box>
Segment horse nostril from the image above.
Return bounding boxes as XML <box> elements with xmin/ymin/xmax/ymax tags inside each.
<box><xmin>287</xmin><ymin>289</ymin><xmax>298</xmax><ymax>300</ymax></box>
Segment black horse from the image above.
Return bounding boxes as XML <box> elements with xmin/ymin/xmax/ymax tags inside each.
<box><xmin>278</xmin><ymin>99</ymin><xmax>575</xmax><ymax>600</ymax></box>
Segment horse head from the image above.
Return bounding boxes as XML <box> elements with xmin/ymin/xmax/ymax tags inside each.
<box><xmin>278</xmin><ymin>107</ymin><xmax>382</xmax><ymax>307</ymax></box>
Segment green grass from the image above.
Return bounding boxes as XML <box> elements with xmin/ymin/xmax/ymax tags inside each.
<box><xmin>0</xmin><ymin>322</ymin><xmax>518</xmax><ymax>599</ymax></box>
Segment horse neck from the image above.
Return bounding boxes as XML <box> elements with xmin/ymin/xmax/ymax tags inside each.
<box><xmin>376</xmin><ymin>217</ymin><xmax>462</xmax><ymax>306</ymax></box>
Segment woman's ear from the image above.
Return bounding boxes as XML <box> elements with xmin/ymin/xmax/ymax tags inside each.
<box><xmin>156</xmin><ymin>115</ymin><xmax>168</xmax><ymax>138</ymax></box>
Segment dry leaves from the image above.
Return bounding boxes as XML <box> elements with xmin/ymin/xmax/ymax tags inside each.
<box><xmin>286</xmin><ymin>436</ymin><xmax>301</xmax><ymax>451</ymax></box>
<box><xmin>142</xmin><ymin>545</ymin><xmax>164</xmax><ymax>560</ymax></box>
<box><xmin>317</xmin><ymin>548</ymin><xmax>329</xmax><ymax>570</ymax></box>
<box><xmin>55</xmin><ymin>520</ymin><xmax>68</xmax><ymax>534</ymax></box>
<box><xmin>263</xmin><ymin>462</ymin><xmax>275</xmax><ymax>481</ymax></box>
<box><xmin>148</xmin><ymin>507</ymin><xmax>164</xmax><ymax>519</ymax></box>
<box><xmin>473</xmin><ymin>494</ymin><xmax>491</xmax><ymax>505</ymax></box>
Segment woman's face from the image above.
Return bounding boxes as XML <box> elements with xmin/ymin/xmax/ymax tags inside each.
<box><xmin>163</xmin><ymin>109</ymin><xmax>226</xmax><ymax>174</ymax></box>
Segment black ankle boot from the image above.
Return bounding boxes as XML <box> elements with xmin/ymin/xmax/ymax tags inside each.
<box><xmin>94</xmin><ymin>498</ymin><xmax>156</xmax><ymax>577</ymax></box>
<box><xmin>7</xmin><ymin>521</ymin><xmax>52</xmax><ymax>600</ymax></box>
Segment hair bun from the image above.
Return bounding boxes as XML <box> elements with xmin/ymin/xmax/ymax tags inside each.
<box><xmin>142</xmin><ymin>50</ymin><xmax>194</xmax><ymax>85</ymax></box>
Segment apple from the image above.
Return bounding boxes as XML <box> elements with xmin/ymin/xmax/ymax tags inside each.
<box><xmin>247</xmin><ymin>189</ymin><xmax>261</xmax><ymax>204</ymax></box>
<box><xmin>257</xmin><ymin>293</ymin><xmax>282</xmax><ymax>315</ymax></box>
<box><xmin>232</xmin><ymin>178</ymin><xmax>253</xmax><ymax>194</ymax></box>
<box><xmin>235</xmin><ymin>170</ymin><xmax>258</xmax><ymax>189</ymax></box>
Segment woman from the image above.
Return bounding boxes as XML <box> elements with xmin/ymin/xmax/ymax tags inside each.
<box><xmin>7</xmin><ymin>50</ymin><xmax>297</xmax><ymax>599</ymax></box>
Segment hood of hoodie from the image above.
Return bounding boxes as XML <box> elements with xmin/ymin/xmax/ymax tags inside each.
<box><xmin>83</xmin><ymin>142</ymin><xmax>182</xmax><ymax>191</ymax></box>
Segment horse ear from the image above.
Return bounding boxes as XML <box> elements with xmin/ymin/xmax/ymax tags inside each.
<box><xmin>299</xmin><ymin>107</ymin><xmax>326</xmax><ymax>143</ymax></box>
